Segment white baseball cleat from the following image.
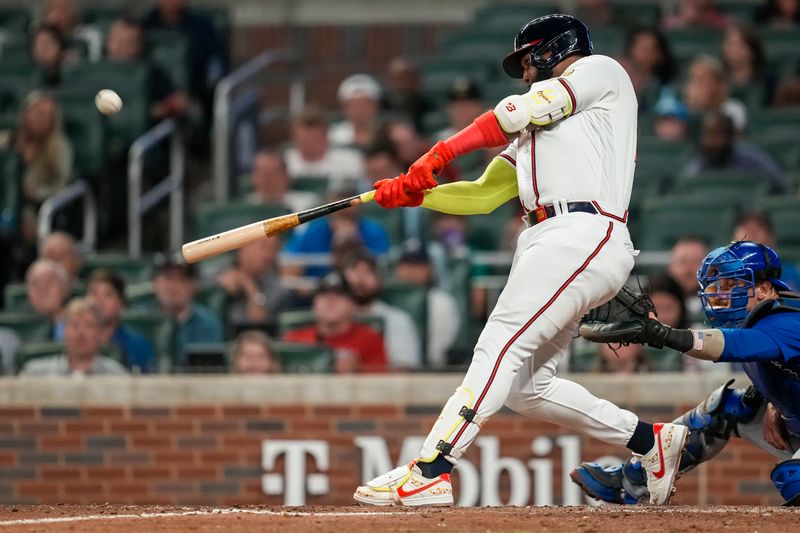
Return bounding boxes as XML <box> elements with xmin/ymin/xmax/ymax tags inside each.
<box><xmin>353</xmin><ymin>461</ymin><xmax>454</xmax><ymax>507</ymax></box>
<box><xmin>638</xmin><ymin>422</ymin><xmax>689</xmax><ymax>505</ymax></box>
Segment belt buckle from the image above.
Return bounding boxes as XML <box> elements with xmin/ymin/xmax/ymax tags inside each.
<box><xmin>533</xmin><ymin>206</ymin><xmax>548</xmax><ymax>223</ymax></box>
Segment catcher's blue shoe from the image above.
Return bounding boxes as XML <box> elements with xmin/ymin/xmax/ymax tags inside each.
<box><xmin>570</xmin><ymin>462</ymin><xmax>627</xmax><ymax>504</ymax></box>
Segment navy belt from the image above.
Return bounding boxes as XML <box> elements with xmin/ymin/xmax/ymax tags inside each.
<box><xmin>525</xmin><ymin>201</ymin><xmax>599</xmax><ymax>227</ymax></box>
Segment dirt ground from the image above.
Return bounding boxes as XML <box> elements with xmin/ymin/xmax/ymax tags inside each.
<box><xmin>0</xmin><ymin>504</ymin><xmax>797</xmax><ymax>532</ymax></box>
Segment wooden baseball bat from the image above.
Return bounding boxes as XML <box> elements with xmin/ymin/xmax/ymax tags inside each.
<box><xmin>181</xmin><ymin>190</ymin><xmax>376</xmax><ymax>264</ymax></box>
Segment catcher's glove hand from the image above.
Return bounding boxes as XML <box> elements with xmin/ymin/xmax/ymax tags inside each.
<box><xmin>579</xmin><ymin>286</ymin><xmax>674</xmax><ymax>348</ymax></box>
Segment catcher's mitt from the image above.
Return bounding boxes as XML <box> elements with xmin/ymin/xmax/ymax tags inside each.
<box><xmin>579</xmin><ymin>285</ymin><xmax>665</xmax><ymax>347</ymax></box>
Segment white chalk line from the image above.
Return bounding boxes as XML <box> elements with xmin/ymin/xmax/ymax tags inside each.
<box><xmin>0</xmin><ymin>508</ymin><xmax>406</xmax><ymax>527</ymax></box>
<box><xmin>0</xmin><ymin>505</ymin><xmax>797</xmax><ymax>527</ymax></box>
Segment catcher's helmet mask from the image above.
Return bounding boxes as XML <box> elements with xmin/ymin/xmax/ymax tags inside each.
<box><xmin>502</xmin><ymin>14</ymin><xmax>594</xmax><ymax>79</ymax></box>
<box><xmin>697</xmin><ymin>241</ymin><xmax>790</xmax><ymax>328</ymax></box>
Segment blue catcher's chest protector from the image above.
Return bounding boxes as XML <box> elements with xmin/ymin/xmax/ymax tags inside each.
<box><xmin>740</xmin><ymin>298</ymin><xmax>800</xmax><ymax>437</ymax></box>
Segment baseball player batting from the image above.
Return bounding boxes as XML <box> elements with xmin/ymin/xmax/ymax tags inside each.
<box><xmin>353</xmin><ymin>14</ymin><xmax>688</xmax><ymax>507</ymax></box>
<box><xmin>572</xmin><ymin>241</ymin><xmax>800</xmax><ymax>506</ymax></box>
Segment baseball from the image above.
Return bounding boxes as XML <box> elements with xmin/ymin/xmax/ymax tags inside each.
<box><xmin>95</xmin><ymin>89</ymin><xmax>123</xmax><ymax>115</ymax></box>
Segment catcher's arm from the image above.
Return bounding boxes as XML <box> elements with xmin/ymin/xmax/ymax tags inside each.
<box><xmin>578</xmin><ymin>286</ymin><xmax>726</xmax><ymax>360</ymax></box>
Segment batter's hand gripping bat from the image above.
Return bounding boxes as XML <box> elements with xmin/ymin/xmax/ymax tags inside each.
<box><xmin>181</xmin><ymin>190</ymin><xmax>376</xmax><ymax>264</ymax></box>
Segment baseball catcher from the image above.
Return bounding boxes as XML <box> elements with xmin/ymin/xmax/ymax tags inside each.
<box><xmin>573</xmin><ymin>241</ymin><xmax>800</xmax><ymax>506</ymax></box>
<box><xmin>353</xmin><ymin>14</ymin><xmax>689</xmax><ymax>507</ymax></box>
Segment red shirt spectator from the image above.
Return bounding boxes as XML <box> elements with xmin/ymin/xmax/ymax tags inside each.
<box><xmin>284</xmin><ymin>322</ymin><xmax>387</xmax><ymax>373</ymax></box>
<box><xmin>283</xmin><ymin>272</ymin><xmax>388</xmax><ymax>373</ymax></box>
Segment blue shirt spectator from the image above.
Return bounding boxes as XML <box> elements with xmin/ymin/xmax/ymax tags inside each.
<box><xmin>284</xmin><ymin>214</ymin><xmax>390</xmax><ymax>277</ymax></box>
<box><xmin>87</xmin><ymin>269</ymin><xmax>157</xmax><ymax>373</ymax></box>
<box><xmin>153</xmin><ymin>254</ymin><xmax>223</xmax><ymax>370</ymax></box>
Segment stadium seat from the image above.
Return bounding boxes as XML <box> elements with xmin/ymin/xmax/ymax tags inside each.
<box><xmin>60</xmin><ymin>61</ymin><xmax>150</xmax><ymax>150</ymax></box>
<box><xmin>755</xmin><ymin>197</ymin><xmax>800</xmax><ymax>248</ymax></box>
<box><xmin>290</xmin><ymin>175</ymin><xmax>329</xmax><ymax>194</ymax></box>
<box><xmin>664</xmin><ymin>28</ymin><xmax>724</xmax><ymax>62</ymax></box>
<box><xmin>611</xmin><ymin>3</ymin><xmax>661</xmax><ymax>26</ymax></box>
<box><xmin>471</xmin><ymin>4</ymin><xmax>560</xmax><ymax>33</ymax></box>
<box><xmin>0</xmin><ymin>312</ymin><xmax>52</xmax><ymax>342</ymax></box>
<box><xmin>588</xmin><ymin>27</ymin><xmax>626</xmax><ymax>57</ymax></box>
<box><xmin>195</xmin><ymin>201</ymin><xmax>291</xmax><ymax>240</ymax></box>
<box><xmin>361</xmin><ymin>202</ymin><xmax>405</xmax><ymax>242</ymax></box>
<box><xmin>760</xmin><ymin>28</ymin><xmax>800</xmax><ymax>76</ymax></box>
<box><xmin>0</xmin><ymin>9</ymin><xmax>30</xmax><ymax>32</ymax></box>
<box><xmin>81</xmin><ymin>253</ymin><xmax>154</xmax><ymax>284</ymax></box>
<box><xmin>677</xmin><ymin>171</ymin><xmax>771</xmax><ymax>202</ymax></box>
<box><xmin>0</xmin><ymin>32</ymin><xmax>31</xmax><ymax>63</ymax></box>
<box><xmin>83</xmin><ymin>7</ymin><xmax>123</xmax><ymax>32</ymax></box>
<box><xmin>466</xmin><ymin>201</ymin><xmax>517</xmax><ymax>251</ymax></box>
<box><xmin>147</xmin><ymin>31</ymin><xmax>190</xmax><ymax>91</ymax></box>
<box><xmin>644</xmin><ymin>347</ymin><xmax>684</xmax><ymax>372</ymax></box>
<box><xmin>0</xmin><ymin>62</ymin><xmax>41</xmax><ymax>113</ymax></box>
<box><xmin>53</xmin><ymin>89</ymin><xmax>107</xmax><ymax>174</ymax></box>
<box><xmin>120</xmin><ymin>309</ymin><xmax>174</xmax><ymax>371</ymax></box>
<box><xmin>636</xmin><ymin>196</ymin><xmax>736</xmax><ymax>251</ymax></box>
<box><xmin>750</xmin><ymin>132</ymin><xmax>800</xmax><ymax>175</ymax></box>
<box><xmin>0</xmin><ymin>149</ymin><xmax>21</xmax><ymax>239</ymax></box>
<box><xmin>271</xmin><ymin>340</ymin><xmax>333</xmax><ymax>373</ymax></box>
<box><xmin>381</xmin><ymin>281</ymin><xmax>428</xmax><ymax>359</ymax></box>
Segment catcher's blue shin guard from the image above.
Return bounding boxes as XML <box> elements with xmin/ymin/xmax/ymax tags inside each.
<box><xmin>771</xmin><ymin>459</ymin><xmax>800</xmax><ymax>506</ymax></box>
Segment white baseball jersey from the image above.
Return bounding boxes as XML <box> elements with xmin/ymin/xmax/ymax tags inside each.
<box><xmin>498</xmin><ymin>55</ymin><xmax>638</xmax><ymax>217</ymax></box>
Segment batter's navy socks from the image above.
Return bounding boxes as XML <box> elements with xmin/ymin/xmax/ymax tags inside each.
<box><xmin>417</xmin><ymin>454</ymin><xmax>454</xmax><ymax>478</ymax></box>
<box><xmin>626</xmin><ymin>421</ymin><xmax>656</xmax><ymax>455</ymax></box>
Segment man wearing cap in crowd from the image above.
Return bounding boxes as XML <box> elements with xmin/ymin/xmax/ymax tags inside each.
<box><xmin>329</xmin><ymin>73</ymin><xmax>383</xmax><ymax>150</ymax></box>
<box><xmin>282</xmin><ymin>271</ymin><xmax>388</xmax><ymax>373</ymax></box>
<box><xmin>393</xmin><ymin>241</ymin><xmax>461</xmax><ymax>369</ymax></box>
<box><xmin>153</xmin><ymin>254</ymin><xmax>223</xmax><ymax>370</ymax></box>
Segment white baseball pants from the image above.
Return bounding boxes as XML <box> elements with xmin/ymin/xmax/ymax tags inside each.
<box><xmin>420</xmin><ymin>213</ymin><xmax>640</xmax><ymax>462</ymax></box>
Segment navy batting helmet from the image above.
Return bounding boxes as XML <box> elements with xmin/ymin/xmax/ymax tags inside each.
<box><xmin>502</xmin><ymin>14</ymin><xmax>593</xmax><ymax>79</ymax></box>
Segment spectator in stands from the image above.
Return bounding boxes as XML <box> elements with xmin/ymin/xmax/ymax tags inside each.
<box><xmin>648</xmin><ymin>273</ymin><xmax>688</xmax><ymax>371</ymax></box>
<box><xmin>722</xmin><ymin>23</ymin><xmax>774</xmax><ymax>106</ymax></box>
<box><xmin>25</xmin><ymin>259</ymin><xmax>69</xmax><ymax>339</ymax></box>
<box><xmin>577</xmin><ymin>0</ymin><xmax>615</xmax><ymax>27</ymax></box>
<box><xmin>283</xmin><ymin>272</ymin><xmax>387</xmax><ymax>373</ymax></box>
<box><xmin>436</xmin><ymin>78</ymin><xmax>485</xmax><ymax>141</ymax></box>
<box><xmin>285</xmin><ymin>105</ymin><xmax>365</xmax><ymax>191</ymax></box>
<box><xmin>662</xmin><ymin>0</ymin><xmax>731</xmax><ymax>29</ymax></box>
<box><xmin>142</xmin><ymin>0</ymin><xmax>226</xmax><ymax>115</ymax></box>
<box><xmin>683</xmin><ymin>55</ymin><xmax>747</xmax><ymax>131</ymax></box>
<box><xmin>384</xmin><ymin>57</ymin><xmax>430</xmax><ymax>132</ymax></box>
<box><xmin>105</xmin><ymin>17</ymin><xmax>188</xmax><ymax>121</ymax></box>
<box><xmin>282</xmin><ymin>188</ymin><xmax>390</xmax><ymax>278</ymax></box>
<box><xmin>731</xmin><ymin>211</ymin><xmax>800</xmax><ymax>290</ymax></box>
<box><xmin>248</xmin><ymin>150</ymin><xmax>317</xmax><ymax>212</ymax></box>
<box><xmin>217</xmin><ymin>236</ymin><xmax>287</xmax><ymax>329</ymax></box>
<box><xmin>30</xmin><ymin>25</ymin><xmax>66</xmax><ymax>87</ymax></box>
<box><xmin>19</xmin><ymin>297</ymin><xmax>128</xmax><ymax>376</ymax></box>
<box><xmin>86</xmin><ymin>269</ymin><xmax>156</xmax><ymax>373</ymax></box>
<box><xmin>43</xmin><ymin>0</ymin><xmax>102</xmax><ymax>62</ymax></box>
<box><xmin>393</xmin><ymin>241</ymin><xmax>460</xmax><ymax>369</ymax></box>
<box><xmin>652</xmin><ymin>90</ymin><xmax>690</xmax><ymax>141</ymax></box>
<box><xmin>364</xmin><ymin>140</ymin><xmax>402</xmax><ymax>186</ymax></box>
<box><xmin>15</xmin><ymin>92</ymin><xmax>73</xmax><ymax>244</ymax></box>
<box><xmin>39</xmin><ymin>231</ymin><xmax>82</xmax><ymax>285</ymax></box>
<box><xmin>758</xmin><ymin>0</ymin><xmax>800</xmax><ymax>26</ymax></box>
<box><xmin>0</xmin><ymin>327</ymin><xmax>20</xmax><ymax>375</ymax></box>
<box><xmin>621</xmin><ymin>27</ymin><xmax>677</xmax><ymax>111</ymax></box>
<box><xmin>231</xmin><ymin>330</ymin><xmax>281</xmax><ymax>374</ymax></box>
<box><xmin>668</xmin><ymin>236</ymin><xmax>709</xmax><ymax>322</ymax></box>
<box><xmin>681</xmin><ymin>111</ymin><xmax>787</xmax><ymax>193</ymax></box>
<box><xmin>341</xmin><ymin>250</ymin><xmax>422</xmax><ymax>370</ymax></box>
<box><xmin>329</xmin><ymin>74</ymin><xmax>383</xmax><ymax>150</ymax></box>
<box><xmin>153</xmin><ymin>255</ymin><xmax>222</xmax><ymax>367</ymax></box>
<box><xmin>595</xmin><ymin>343</ymin><xmax>650</xmax><ymax>373</ymax></box>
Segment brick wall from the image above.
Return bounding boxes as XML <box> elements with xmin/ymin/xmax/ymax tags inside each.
<box><xmin>0</xmin><ymin>403</ymin><xmax>782</xmax><ymax>506</ymax></box>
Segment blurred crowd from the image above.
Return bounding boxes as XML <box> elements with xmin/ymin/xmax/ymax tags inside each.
<box><xmin>1</xmin><ymin>0</ymin><xmax>799</xmax><ymax>377</ymax></box>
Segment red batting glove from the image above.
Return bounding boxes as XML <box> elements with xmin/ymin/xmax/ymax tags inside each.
<box><xmin>401</xmin><ymin>141</ymin><xmax>455</xmax><ymax>193</ymax></box>
<box><xmin>374</xmin><ymin>175</ymin><xmax>423</xmax><ymax>209</ymax></box>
